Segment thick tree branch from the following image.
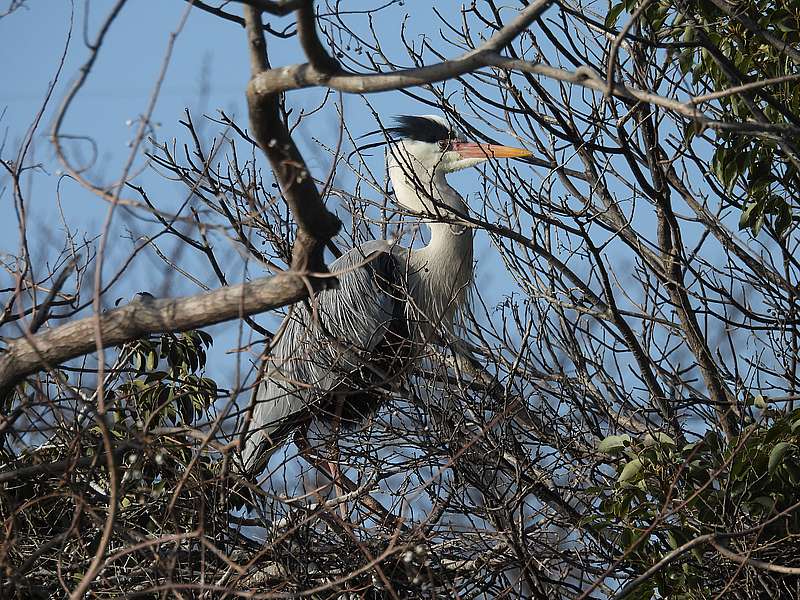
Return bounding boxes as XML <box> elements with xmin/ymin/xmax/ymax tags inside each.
<box><xmin>243</xmin><ymin>6</ymin><xmax>340</xmax><ymax>273</ymax></box>
<box><xmin>229</xmin><ymin>0</ymin><xmax>302</xmax><ymax>16</ymax></box>
<box><xmin>710</xmin><ymin>539</ymin><xmax>800</xmax><ymax>575</ymax></box>
<box><xmin>0</xmin><ymin>273</ymin><xmax>308</xmax><ymax>390</ymax></box>
<box><xmin>295</xmin><ymin>0</ymin><xmax>338</xmax><ymax>72</ymax></box>
<box><xmin>247</xmin><ymin>53</ymin><xmax>800</xmax><ymax>138</ymax></box>
<box><xmin>249</xmin><ymin>0</ymin><xmax>555</xmax><ymax>96</ymax></box>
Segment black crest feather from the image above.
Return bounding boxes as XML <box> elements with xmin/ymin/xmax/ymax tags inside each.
<box><xmin>385</xmin><ymin>115</ymin><xmax>451</xmax><ymax>143</ymax></box>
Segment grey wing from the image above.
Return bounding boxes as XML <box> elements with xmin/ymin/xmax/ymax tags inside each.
<box><xmin>241</xmin><ymin>241</ymin><xmax>404</xmax><ymax>469</ymax></box>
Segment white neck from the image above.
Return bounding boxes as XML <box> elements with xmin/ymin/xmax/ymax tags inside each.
<box><xmin>388</xmin><ymin>152</ymin><xmax>474</xmax><ymax>330</ymax></box>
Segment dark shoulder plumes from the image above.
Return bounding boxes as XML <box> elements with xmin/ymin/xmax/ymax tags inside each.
<box><xmin>386</xmin><ymin>115</ymin><xmax>452</xmax><ymax>143</ymax></box>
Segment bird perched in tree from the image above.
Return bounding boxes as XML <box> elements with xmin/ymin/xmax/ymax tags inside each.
<box><xmin>240</xmin><ymin>114</ymin><xmax>531</xmax><ymax>473</ymax></box>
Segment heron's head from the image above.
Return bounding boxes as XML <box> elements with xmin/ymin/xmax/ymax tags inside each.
<box><xmin>386</xmin><ymin>115</ymin><xmax>531</xmax><ymax>175</ymax></box>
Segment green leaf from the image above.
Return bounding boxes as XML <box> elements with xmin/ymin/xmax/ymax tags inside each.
<box><xmin>643</xmin><ymin>432</ymin><xmax>676</xmax><ymax>446</ymax></box>
<box><xmin>151</xmin><ymin>479</ymin><xmax>166</xmax><ymax>498</ymax></box>
<box><xmin>713</xmin><ymin>149</ymin><xmax>726</xmax><ymax>183</ymax></box>
<box><xmin>598</xmin><ymin>434</ymin><xmax>632</xmax><ymax>453</ymax></box>
<box><xmin>196</xmin><ymin>330</ymin><xmax>213</xmax><ymax>347</ymax></box>
<box><xmin>683</xmin><ymin>120</ymin><xmax>696</xmax><ymax>145</ymax></box>
<box><xmin>751</xmin><ymin>212</ymin><xmax>765</xmax><ymax>236</ymax></box>
<box><xmin>768</xmin><ymin>442</ymin><xmax>793</xmax><ymax>475</ymax></box>
<box><xmin>679</xmin><ymin>49</ymin><xmax>694</xmax><ymax>76</ymax></box>
<box><xmin>605</xmin><ymin>2</ymin><xmax>625</xmax><ymax>28</ymax></box>
<box><xmin>739</xmin><ymin>202</ymin><xmax>760</xmax><ymax>231</ymax></box>
<box><xmin>787</xmin><ymin>462</ymin><xmax>800</xmax><ymax>485</ymax></box>
<box><xmin>750</xmin><ymin>496</ymin><xmax>775</xmax><ymax>512</ymax></box>
<box><xmin>618</xmin><ymin>458</ymin><xmax>643</xmax><ymax>482</ymax></box>
<box><xmin>667</xmin><ymin>530</ymin><xmax>679</xmax><ymax>550</ymax></box>
<box><xmin>731</xmin><ymin>454</ymin><xmax>752</xmax><ymax>480</ymax></box>
<box><xmin>722</xmin><ymin>156</ymin><xmax>740</xmax><ymax>193</ymax></box>
<box><xmin>146</xmin><ymin>349</ymin><xmax>157</xmax><ymax>371</ymax></box>
<box><xmin>775</xmin><ymin>203</ymin><xmax>792</xmax><ymax>237</ymax></box>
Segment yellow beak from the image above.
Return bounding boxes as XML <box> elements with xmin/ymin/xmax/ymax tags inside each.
<box><xmin>451</xmin><ymin>141</ymin><xmax>532</xmax><ymax>159</ymax></box>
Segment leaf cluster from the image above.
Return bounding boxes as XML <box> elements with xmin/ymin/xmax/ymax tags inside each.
<box><xmin>595</xmin><ymin>409</ymin><xmax>800</xmax><ymax>598</ymax></box>
<box><xmin>608</xmin><ymin>0</ymin><xmax>800</xmax><ymax>237</ymax></box>
<box><xmin>105</xmin><ymin>330</ymin><xmax>217</xmax><ymax>433</ymax></box>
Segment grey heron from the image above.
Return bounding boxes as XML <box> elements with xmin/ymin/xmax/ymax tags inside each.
<box><xmin>241</xmin><ymin>115</ymin><xmax>531</xmax><ymax>472</ymax></box>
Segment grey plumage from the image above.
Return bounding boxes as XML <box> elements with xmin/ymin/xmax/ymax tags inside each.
<box><xmin>240</xmin><ymin>114</ymin><xmax>530</xmax><ymax>472</ymax></box>
<box><xmin>242</xmin><ymin>241</ymin><xmax>410</xmax><ymax>469</ymax></box>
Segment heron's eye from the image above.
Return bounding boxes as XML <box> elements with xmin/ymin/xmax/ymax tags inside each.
<box><xmin>438</xmin><ymin>139</ymin><xmax>450</xmax><ymax>152</ymax></box>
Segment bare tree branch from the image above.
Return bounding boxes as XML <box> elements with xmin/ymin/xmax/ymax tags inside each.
<box><xmin>248</xmin><ymin>0</ymin><xmax>555</xmax><ymax>96</ymax></box>
<box><xmin>0</xmin><ymin>273</ymin><xmax>308</xmax><ymax>390</ymax></box>
<box><xmin>243</xmin><ymin>5</ymin><xmax>340</xmax><ymax>273</ymax></box>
